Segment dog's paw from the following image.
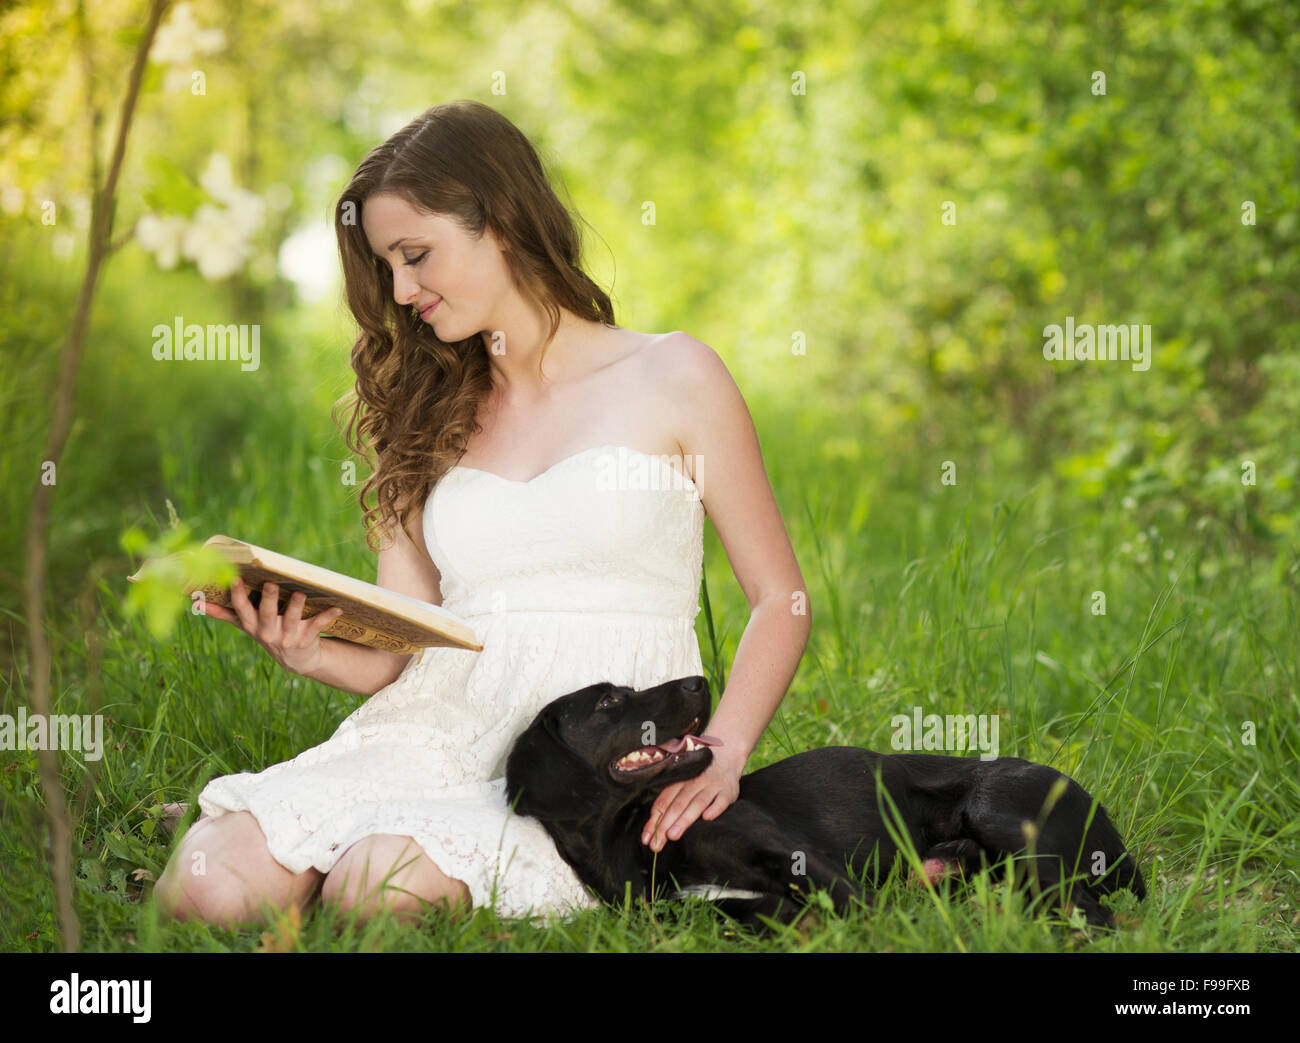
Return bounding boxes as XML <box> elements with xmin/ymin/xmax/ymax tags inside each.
<box><xmin>909</xmin><ymin>857</ymin><xmax>963</xmax><ymax>889</ymax></box>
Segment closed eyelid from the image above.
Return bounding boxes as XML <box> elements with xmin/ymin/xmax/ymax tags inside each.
<box><xmin>372</xmin><ymin>246</ymin><xmax>427</xmax><ymax>266</ymax></box>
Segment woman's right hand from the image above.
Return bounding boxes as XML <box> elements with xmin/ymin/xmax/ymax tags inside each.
<box><xmin>199</xmin><ymin>577</ymin><xmax>345</xmax><ymax>676</ymax></box>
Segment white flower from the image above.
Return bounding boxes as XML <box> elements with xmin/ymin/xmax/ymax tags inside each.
<box><xmin>199</xmin><ymin>154</ymin><xmax>264</xmax><ymax>235</ymax></box>
<box><xmin>151</xmin><ymin>2</ymin><xmax>226</xmax><ymax>66</ymax></box>
<box><xmin>182</xmin><ymin>203</ymin><xmax>252</xmax><ymax>280</ymax></box>
<box><xmin>224</xmin><ymin>188</ymin><xmax>265</xmax><ymax>237</ymax></box>
<box><xmin>139</xmin><ymin>154</ymin><xmax>263</xmax><ymax>280</ymax></box>
<box><xmin>198</xmin><ymin>153</ymin><xmax>237</xmax><ymax>205</ymax></box>
<box><xmin>135</xmin><ymin>213</ymin><xmax>190</xmax><ymax>269</ymax></box>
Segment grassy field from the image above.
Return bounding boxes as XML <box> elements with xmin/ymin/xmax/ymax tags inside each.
<box><xmin>3</xmin><ymin>350</ymin><xmax>1296</xmax><ymax>954</ymax></box>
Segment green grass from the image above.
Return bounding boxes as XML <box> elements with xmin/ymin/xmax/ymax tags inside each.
<box><xmin>3</xmin><ymin>380</ymin><xmax>1297</xmax><ymax>953</ymax></box>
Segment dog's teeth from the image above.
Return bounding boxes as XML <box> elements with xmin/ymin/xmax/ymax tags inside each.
<box><xmin>617</xmin><ymin>745</ymin><xmax>675</xmax><ymax>772</ymax></box>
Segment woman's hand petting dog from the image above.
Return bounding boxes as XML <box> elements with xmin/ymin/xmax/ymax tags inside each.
<box><xmin>642</xmin><ymin>741</ymin><xmax>746</xmax><ymax>851</ymax></box>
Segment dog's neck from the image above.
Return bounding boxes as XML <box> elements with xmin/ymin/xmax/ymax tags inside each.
<box><xmin>547</xmin><ymin>792</ymin><xmax>669</xmax><ymax>902</ymax></box>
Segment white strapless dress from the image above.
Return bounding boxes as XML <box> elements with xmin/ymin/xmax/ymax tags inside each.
<box><xmin>197</xmin><ymin>444</ymin><xmax>706</xmax><ymax>919</ymax></box>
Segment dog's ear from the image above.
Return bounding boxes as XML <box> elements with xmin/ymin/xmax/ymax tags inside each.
<box><xmin>505</xmin><ymin>717</ymin><xmax>606</xmax><ymax>822</ymax></box>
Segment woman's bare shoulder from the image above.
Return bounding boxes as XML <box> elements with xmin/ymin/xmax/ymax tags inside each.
<box><xmin>623</xmin><ymin>329</ymin><xmax>710</xmax><ymax>458</ymax></box>
<box><xmin>638</xmin><ymin>330</ymin><xmax>736</xmax><ymax>412</ymax></box>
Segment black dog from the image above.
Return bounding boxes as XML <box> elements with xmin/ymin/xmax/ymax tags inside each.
<box><xmin>506</xmin><ymin>676</ymin><xmax>1146</xmax><ymax>929</ymax></box>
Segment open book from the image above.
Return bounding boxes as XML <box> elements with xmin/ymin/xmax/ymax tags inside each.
<box><xmin>128</xmin><ymin>534</ymin><xmax>483</xmax><ymax>655</ymax></box>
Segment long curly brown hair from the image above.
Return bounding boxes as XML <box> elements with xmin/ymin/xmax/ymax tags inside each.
<box><xmin>332</xmin><ymin>99</ymin><xmax>616</xmax><ymax>554</ymax></box>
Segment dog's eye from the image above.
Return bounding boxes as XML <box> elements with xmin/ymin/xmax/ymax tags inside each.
<box><xmin>595</xmin><ymin>691</ymin><xmax>623</xmax><ymax>712</ymax></box>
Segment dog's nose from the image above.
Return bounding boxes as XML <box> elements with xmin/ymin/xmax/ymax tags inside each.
<box><xmin>682</xmin><ymin>676</ymin><xmax>706</xmax><ymax>693</ymax></box>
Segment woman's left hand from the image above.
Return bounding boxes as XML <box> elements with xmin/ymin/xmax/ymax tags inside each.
<box><xmin>641</xmin><ymin>743</ymin><xmax>746</xmax><ymax>851</ymax></box>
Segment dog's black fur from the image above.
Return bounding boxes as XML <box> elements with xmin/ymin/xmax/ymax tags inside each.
<box><xmin>506</xmin><ymin>676</ymin><xmax>1146</xmax><ymax>929</ymax></box>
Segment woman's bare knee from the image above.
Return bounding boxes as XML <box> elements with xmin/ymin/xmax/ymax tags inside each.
<box><xmin>321</xmin><ymin>835</ymin><xmax>470</xmax><ymax>923</ymax></box>
<box><xmin>155</xmin><ymin>810</ymin><xmax>321</xmax><ymax>926</ymax></box>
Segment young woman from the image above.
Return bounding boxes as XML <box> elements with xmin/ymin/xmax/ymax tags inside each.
<box><xmin>153</xmin><ymin>99</ymin><xmax>810</xmax><ymax>926</ymax></box>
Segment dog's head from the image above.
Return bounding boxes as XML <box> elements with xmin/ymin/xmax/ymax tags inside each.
<box><xmin>505</xmin><ymin>675</ymin><xmax>714</xmax><ymax>823</ymax></box>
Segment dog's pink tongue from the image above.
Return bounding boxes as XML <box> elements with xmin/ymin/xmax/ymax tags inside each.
<box><xmin>658</xmin><ymin>734</ymin><xmax>724</xmax><ymax>753</ymax></box>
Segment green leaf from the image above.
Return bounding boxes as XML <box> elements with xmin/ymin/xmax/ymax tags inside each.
<box><xmin>122</xmin><ymin>523</ymin><xmax>239</xmax><ymax>640</ymax></box>
<box><xmin>141</xmin><ymin>155</ymin><xmax>206</xmax><ymax>218</ymax></box>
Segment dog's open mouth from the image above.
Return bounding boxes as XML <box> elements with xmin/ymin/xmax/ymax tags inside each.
<box><xmin>609</xmin><ymin>717</ymin><xmax>721</xmax><ymax>778</ymax></box>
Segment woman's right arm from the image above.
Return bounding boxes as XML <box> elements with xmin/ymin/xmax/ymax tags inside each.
<box><xmin>201</xmin><ymin>495</ymin><xmax>445</xmax><ymax>698</ymax></box>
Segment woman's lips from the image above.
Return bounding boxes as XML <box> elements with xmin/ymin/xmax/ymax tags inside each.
<box><xmin>419</xmin><ymin>299</ymin><xmax>440</xmax><ymax>319</ymax></box>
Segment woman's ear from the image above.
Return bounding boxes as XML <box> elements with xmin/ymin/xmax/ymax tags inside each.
<box><xmin>505</xmin><ymin>718</ymin><xmax>606</xmax><ymax>821</ymax></box>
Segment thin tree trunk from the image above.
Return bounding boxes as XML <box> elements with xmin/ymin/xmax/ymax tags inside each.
<box><xmin>22</xmin><ymin>0</ymin><xmax>170</xmax><ymax>953</ymax></box>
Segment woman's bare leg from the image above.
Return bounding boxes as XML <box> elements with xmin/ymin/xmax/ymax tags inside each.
<box><xmin>320</xmin><ymin>834</ymin><xmax>471</xmax><ymax>924</ymax></box>
<box><xmin>154</xmin><ymin>810</ymin><xmax>323</xmax><ymax>926</ymax></box>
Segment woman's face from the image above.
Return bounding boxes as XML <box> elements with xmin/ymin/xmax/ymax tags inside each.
<box><xmin>361</xmin><ymin>192</ymin><xmax>514</xmax><ymax>340</ymax></box>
